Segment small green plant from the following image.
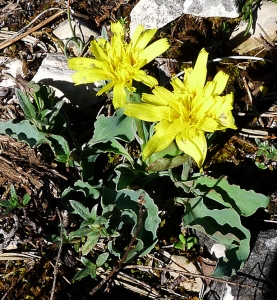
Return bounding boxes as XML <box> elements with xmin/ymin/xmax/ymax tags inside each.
<box><xmin>15</xmin><ymin>83</ymin><xmax>66</xmax><ymax>134</ymax></box>
<box><xmin>68</xmin><ymin>200</ymin><xmax>119</xmax><ymax>255</ymax></box>
<box><xmin>174</xmin><ymin>234</ymin><xmax>198</xmax><ymax>251</ymax></box>
<box><xmin>0</xmin><ymin>184</ymin><xmax>31</xmax><ymax>215</ymax></box>
<box><xmin>255</xmin><ymin>138</ymin><xmax>277</xmax><ymax>169</ymax></box>
<box><xmin>219</xmin><ymin>21</ymin><xmax>231</xmax><ymax>34</ymax></box>
<box><xmin>74</xmin><ymin>254</ymin><xmax>110</xmax><ymax>281</ymax></box>
<box><xmin>240</xmin><ymin>0</ymin><xmax>261</xmax><ymax>36</ymax></box>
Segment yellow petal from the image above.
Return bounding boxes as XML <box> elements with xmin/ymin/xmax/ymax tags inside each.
<box><xmin>199</xmin><ymin>117</ymin><xmax>219</xmax><ymax>132</ymax></box>
<box><xmin>152</xmin><ymin>86</ymin><xmax>175</xmax><ymax>105</ymax></box>
<box><xmin>176</xmin><ymin>129</ymin><xmax>207</xmax><ymax>169</ymax></box>
<box><xmin>133</xmin><ymin>70</ymin><xmax>158</xmax><ymax>87</ymax></box>
<box><xmin>139</xmin><ymin>39</ymin><xmax>170</xmax><ymax>65</ymax></box>
<box><xmin>142</xmin><ymin>120</ymin><xmax>175</xmax><ymax>159</ymax></box>
<box><xmin>111</xmin><ymin>22</ymin><xmax>124</xmax><ymax>37</ymax></box>
<box><xmin>68</xmin><ymin>58</ymin><xmax>103</xmax><ymax>70</ymax></box>
<box><xmin>187</xmin><ymin>48</ymin><xmax>208</xmax><ymax>89</ymax></box>
<box><xmin>124</xmin><ymin>103</ymin><xmax>170</xmax><ymax>122</ymax></box>
<box><xmin>96</xmin><ymin>81</ymin><xmax>115</xmax><ymax>95</ymax></box>
<box><xmin>72</xmin><ymin>69</ymin><xmax>108</xmax><ymax>85</ymax></box>
<box><xmin>90</xmin><ymin>40</ymin><xmax>109</xmax><ymax>62</ymax></box>
<box><xmin>132</xmin><ymin>27</ymin><xmax>157</xmax><ymax>50</ymax></box>
<box><xmin>113</xmin><ymin>82</ymin><xmax>126</xmax><ymax>109</ymax></box>
<box><xmin>213</xmin><ymin>70</ymin><xmax>229</xmax><ymax>95</ymax></box>
<box><xmin>171</xmin><ymin>77</ymin><xmax>187</xmax><ymax>93</ymax></box>
<box><xmin>130</xmin><ymin>24</ymin><xmax>146</xmax><ymax>48</ymax></box>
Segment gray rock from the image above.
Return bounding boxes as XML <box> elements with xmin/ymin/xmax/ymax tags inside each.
<box><xmin>130</xmin><ymin>0</ymin><xmax>241</xmax><ymax>34</ymax></box>
<box><xmin>53</xmin><ymin>18</ymin><xmax>99</xmax><ymax>56</ymax></box>
<box><xmin>0</xmin><ymin>58</ymin><xmax>24</xmax><ymax>88</ymax></box>
<box><xmin>31</xmin><ymin>53</ymin><xmax>98</xmax><ymax>112</ymax></box>
<box><xmin>183</xmin><ymin>0</ymin><xmax>241</xmax><ymax>18</ymax></box>
<box><xmin>130</xmin><ymin>0</ymin><xmax>183</xmax><ymax>36</ymax></box>
<box><xmin>230</xmin><ymin>1</ymin><xmax>277</xmax><ymax>54</ymax></box>
<box><xmin>206</xmin><ymin>226</ymin><xmax>277</xmax><ymax>300</ymax></box>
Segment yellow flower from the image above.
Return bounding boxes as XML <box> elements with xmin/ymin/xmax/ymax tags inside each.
<box><xmin>124</xmin><ymin>48</ymin><xmax>237</xmax><ymax>170</ymax></box>
<box><xmin>68</xmin><ymin>22</ymin><xmax>169</xmax><ymax>109</ymax></box>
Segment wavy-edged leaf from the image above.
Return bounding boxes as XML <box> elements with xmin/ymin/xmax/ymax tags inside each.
<box><xmin>102</xmin><ymin>187</ymin><xmax>160</xmax><ymax>260</ymax></box>
<box><xmin>88</xmin><ymin>108</ymin><xmax>136</xmax><ymax>145</ymax></box>
<box><xmin>193</xmin><ymin>175</ymin><xmax>269</xmax><ymax>216</ymax></box>
<box><xmin>183</xmin><ymin>196</ymin><xmax>250</xmax><ymax>277</ymax></box>
<box><xmin>0</xmin><ymin>120</ymin><xmax>47</xmax><ymax>147</ymax></box>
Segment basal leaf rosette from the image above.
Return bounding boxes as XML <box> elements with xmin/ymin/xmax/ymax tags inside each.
<box><xmin>124</xmin><ymin>48</ymin><xmax>237</xmax><ymax>170</ymax></box>
<box><xmin>68</xmin><ymin>22</ymin><xmax>169</xmax><ymax>109</ymax></box>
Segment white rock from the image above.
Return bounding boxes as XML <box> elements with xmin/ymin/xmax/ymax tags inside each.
<box><xmin>183</xmin><ymin>0</ymin><xmax>240</xmax><ymax>18</ymax></box>
<box><xmin>32</xmin><ymin>53</ymin><xmax>98</xmax><ymax>111</ymax></box>
<box><xmin>211</xmin><ymin>243</ymin><xmax>226</xmax><ymax>259</ymax></box>
<box><xmin>53</xmin><ymin>18</ymin><xmax>99</xmax><ymax>55</ymax></box>
<box><xmin>230</xmin><ymin>1</ymin><xmax>277</xmax><ymax>54</ymax></box>
<box><xmin>130</xmin><ymin>0</ymin><xmax>240</xmax><ymax>34</ymax></box>
<box><xmin>0</xmin><ymin>58</ymin><xmax>24</xmax><ymax>87</ymax></box>
<box><xmin>130</xmin><ymin>0</ymin><xmax>183</xmax><ymax>36</ymax></box>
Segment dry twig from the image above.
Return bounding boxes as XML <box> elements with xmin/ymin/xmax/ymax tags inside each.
<box><xmin>50</xmin><ymin>209</ymin><xmax>64</xmax><ymax>300</ymax></box>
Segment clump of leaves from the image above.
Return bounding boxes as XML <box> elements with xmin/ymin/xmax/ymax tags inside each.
<box><xmin>240</xmin><ymin>0</ymin><xmax>261</xmax><ymax>36</ymax></box>
<box><xmin>0</xmin><ymin>83</ymin><xmax>74</xmax><ymax>166</ymax></box>
<box><xmin>255</xmin><ymin>138</ymin><xmax>277</xmax><ymax>170</ymax></box>
<box><xmin>0</xmin><ymin>184</ymin><xmax>31</xmax><ymax>215</ymax></box>
<box><xmin>15</xmin><ymin>83</ymin><xmax>66</xmax><ymax>134</ymax></box>
<box><xmin>174</xmin><ymin>233</ymin><xmax>198</xmax><ymax>251</ymax></box>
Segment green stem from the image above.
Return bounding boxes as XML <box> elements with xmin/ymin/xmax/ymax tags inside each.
<box><xmin>181</xmin><ymin>156</ymin><xmax>193</xmax><ymax>181</ymax></box>
<box><xmin>135</xmin><ymin>119</ymin><xmax>146</xmax><ymax>151</ymax></box>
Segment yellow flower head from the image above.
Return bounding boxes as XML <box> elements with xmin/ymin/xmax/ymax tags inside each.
<box><xmin>124</xmin><ymin>48</ymin><xmax>237</xmax><ymax>170</ymax></box>
<box><xmin>68</xmin><ymin>22</ymin><xmax>170</xmax><ymax>109</ymax></box>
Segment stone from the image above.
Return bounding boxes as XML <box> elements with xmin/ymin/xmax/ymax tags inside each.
<box><xmin>0</xmin><ymin>58</ymin><xmax>24</xmax><ymax>88</ymax></box>
<box><xmin>130</xmin><ymin>0</ymin><xmax>183</xmax><ymax>36</ymax></box>
<box><xmin>31</xmin><ymin>53</ymin><xmax>98</xmax><ymax>112</ymax></box>
<box><xmin>130</xmin><ymin>0</ymin><xmax>241</xmax><ymax>34</ymax></box>
<box><xmin>206</xmin><ymin>227</ymin><xmax>277</xmax><ymax>299</ymax></box>
<box><xmin>53</xmin><ymin>18</ymin><xmax>99</xmax><ymax>56</ymax></box>
<box><xmin>230</xmin><ymin>1</ymin><xmax>277</xmax><ymax>54</ymax></box>
<box><xmin>183</xmin><ymin>0</ymin><xmax>241</xmax><ymax>18</ymax></box>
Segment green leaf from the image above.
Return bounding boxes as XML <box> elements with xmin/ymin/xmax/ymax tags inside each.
<box><xmin>69</xmin><ymin>200</ymin><xmax>91</xmax><ymax>220</ymax></box>
<box><xmin>82</xmin><ymin>231</ymin><xmax>100</xmax><ymax>255</ymax></box>
<box><xmin>174</xmin><ymin>240</ymin><xmax>184</xmax><ymax>250</ymax></box>
<box><xmin>186</xmin><ymin>237</ymin><xmax>197</xmax><ymax>250</ymax></box>
<box><xmin>88</xmin><ymin>108</ymin><xmax>135</xmax><ymax>145</ymax></box>
<box><xmin>179</xmin><ymin>234</ymin><xmax>186</xmax><ymax>245</ymax></box>
<box><xmin>81</xmin><ymin>257</ymin><xmax>96</xmax><ymax>269</ymax></box>
<box><xmin>68</xmin><ymin>227</ymin><xmax>92</xmax><ymax>241</ymax></box>
<box><xmin>183</xmin><ymin>196</ymin><xmax>250</xmax><ymax>277</ymax></box>
<box><xmin>96</xmin><ymin>139</ymin><xmax>134</xmax><ymax>165</ymax></box>
<box><xmin>22</xmin><ymin>194</ymin><xmax>31</xmax><ymax>206</ymax></box>
<box><xmin>81</xmin><ymin>148</ymin><xmax>101</xmax><ymax>185</ymax></box>
<box><xmin>74</xmin><ymin>268</ymin><xmax>91</xmax><ymax>281</ymax></box>
<box><xmin>96</xmin><ymin>252</ymin><xmax>109</xmax><ymax>267</ymax></box>
<box><xmin>9</xmin><ymin>184</ymin><xmax>18</xmax><ymax>201</ymax></box>
<box><xmin>73</xmin><ymin>180</ymin><xmax>101</xmax><ymax>199</ymax></box>
<box><xmin>102</xmin><ymin>188</ymin><xmax>160</xmax><ymax>260</ymax></box>
<box><xmin>0</xmin><ymin>120</ymin><xmax>48</xmax><ymax>147</ymax></box>
<box><xmin>147</xmin><ymin>154</ymin><xmax>189</xmax><ymax>172</ymax></box>
<box><xmin>48</xmin><ymin>99</ymin><xmax>66</xmax><ymax>125</ymax></box>
<box><xmin>113</xmin><ymin>164</ymin><xmax>161</xmax><ymax>190</ymax></box>
<box><xmin>193</xmin><ymin>175</ymin><xmax>269</xmax><ymax>217</ymax></box>
<box><xmin>46</xmin><ymin>134</ymin><xmax>72</xmax><ymax>166</ymax></box>
<box><xmin>15</xmin><ymin>88</ymin><xmax>37</xmax><ymax>119</ymax></box>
